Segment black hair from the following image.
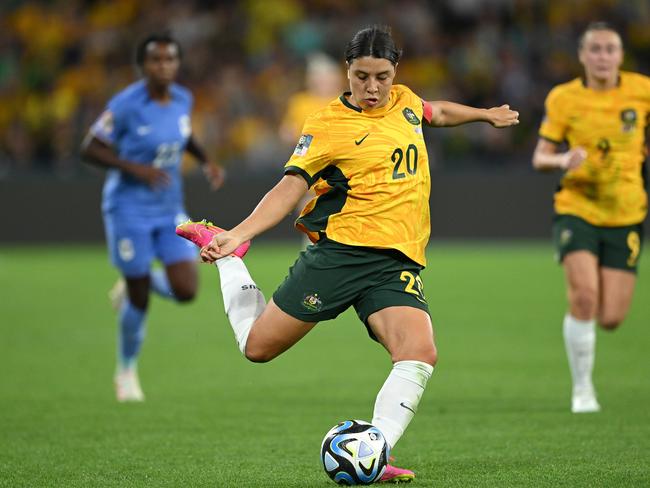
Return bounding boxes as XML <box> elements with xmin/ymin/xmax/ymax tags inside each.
<box><xmin>344</xmin><ymin>25</ymin><xmax>402</xmax><ymax>65</ymax></box>
<box><xmin>578</xmin><ymin>21</ymin><xmax>621</xmax><ymax>49</ymax></box>
<box><xmin>135</xmin><ymin>32</ymin><xmax>182</xmax><ymax>66</ymax></box>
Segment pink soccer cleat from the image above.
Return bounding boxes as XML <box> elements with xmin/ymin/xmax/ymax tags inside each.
<box><xmin>175</xmin><ymin>219</ymin><xmax>250</xmax><ymax>258</ymax></box>
<box><xmin>379</xmin><ymin>464</ymin><xmax>415</xmax><ymax>484</ymax></box>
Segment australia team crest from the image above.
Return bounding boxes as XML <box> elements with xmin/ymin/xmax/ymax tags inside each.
<box><xmin>302</xmin><ymin>292</ymin><xmax>323</xmax><ymax>312</ymax></box>
<box><xmin>402</xmin><ymin>107</ymin><xmax>420</xmax><ymax>125</ymax></box>
<box><xmin>620</xmin><ymin>108</ymin><xmax>637</xmax><ymax>133</ymax></box>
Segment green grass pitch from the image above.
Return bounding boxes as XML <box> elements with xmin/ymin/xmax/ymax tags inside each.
<box><xmin>1</xmin><ymin>242</ymin><xmax>648</xmax><ymax>487</ymax></box>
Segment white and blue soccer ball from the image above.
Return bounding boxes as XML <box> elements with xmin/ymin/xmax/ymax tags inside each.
<box><xmin>320</xmin><ymin>420</ymin><xmax>389</xmax><ymax>485</ymax></box>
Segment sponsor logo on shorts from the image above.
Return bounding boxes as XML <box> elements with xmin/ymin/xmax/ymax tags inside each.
<box><xmin>302</xmin><ymin>292</ymin><xmax>323</xmax><ymax>312</ymax></box>
<box><xmin>559</xmin><ymin>228</ymin><xmax>572</xmax><ymax>247</ymax></box>
<box><xmin>118</xmin><ymin>238</ymin><xmax>135</xmax><ymax>262</ymax></box>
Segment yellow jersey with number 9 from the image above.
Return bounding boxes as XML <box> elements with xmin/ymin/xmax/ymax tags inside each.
<box><xmin>539</xmin><ymin>71</ymin><xmax>650</xmax><ymax>226</ymax></box>
<box><xmin>284</xmin><ymin>84</ymin><xmax>430</xmax><ymax>266</ymax></box>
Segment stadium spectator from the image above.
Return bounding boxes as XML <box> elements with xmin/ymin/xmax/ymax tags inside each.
<box><xmin>1</xmin><ymin>1</ymin><xmax>650</xmax><ymax>175</ymax></box>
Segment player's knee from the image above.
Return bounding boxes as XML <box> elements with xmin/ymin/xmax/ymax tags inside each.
<box><xmin>392</xmin><ymin>345</ymin><xmax>437</xmax><ymax>367</ymax></box>
<box><xmin>171</xmin><ymin>283</ymin><xmax>197</xmax><ymax>302</ymax></box>
<box><xmin>243</xmin><ymin>345</ymin><xmax>276</xmax><ymax>363</ymax></box>
<box><xmin>127</xmin><ymin>293</ymin><xmax>148</xmax><ymax>310</ymax></box>
<box><xmin>570</xmin><ymin>288</ymin><xmax>598</xmax><ymax>318</ymax></box>
<box><xmin>598</xmin><ymin>314</ymin><xmax>624</xmax><ymax>331</ymax></box>
<box><xmin>242</xmin><ymin>336</ymin><xmax>278</xmax><ymax>363</ymax></box>
<box><xmin>420</xmin><ymin>348</ymin><xmax>438</xmax><ymax>367</ymax></box>
<box><xmin>174</xmin><ymin>288</ymin><xmax>196</xmax><ymax>303</ymax></box>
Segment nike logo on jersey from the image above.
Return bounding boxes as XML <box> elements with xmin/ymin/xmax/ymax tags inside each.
<box><xmin>137</xmin><ymin>125</ymin><xmax>152</xmax><ymax>136</ymax></box>
<box><xmin>355</xmin><ymin>133</ymin><xmax>369</xmax><ymax>145</ymax></box>
<box><xmin>400</xmin><ymin>402</ymin><xmax>416</xmax><ymax>414</ymax></box>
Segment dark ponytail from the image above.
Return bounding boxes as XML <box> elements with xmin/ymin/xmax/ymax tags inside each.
<box><xmin>344</xmin><ymin>25</ymin><xmax>402</xmax><ymax>65</ymax></box>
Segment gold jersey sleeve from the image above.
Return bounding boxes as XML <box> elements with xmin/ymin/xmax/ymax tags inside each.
<box><xmin>284</xmin><ymin>84</ymin><xmax>431</xmax><ymax>266</ymax></box>
<box><xmin>539</xmin><ymin>72</ymin><xmax>650</xmax><ymax>226</ymax></box>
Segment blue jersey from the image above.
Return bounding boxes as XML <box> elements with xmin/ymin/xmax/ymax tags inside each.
<box><xmin>90</xmin><ymin>80</ymin><xmax>193</xmax><ymax>217</ymax></box>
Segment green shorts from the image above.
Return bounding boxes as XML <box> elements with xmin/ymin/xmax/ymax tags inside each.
<box><xmin>272</xmin><ymin>238</ymin><xmax>429</xmax><ymax>340</ymax></box>
<box><xmin>553</xmin><ymin>214</ymin><xmax>644</xmax><ymax>273</ymax></box>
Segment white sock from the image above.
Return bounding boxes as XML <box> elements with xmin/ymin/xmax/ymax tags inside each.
<box><xmin>216</xmin><ymin>256</ymin><xmax>266</xmax><ymax>354</ymax></box>
<box><xmin>372</xmin><ymin>360</ymin><xmax>433</xmax><ymax>449</ymax></box>
<box><xmin>563</xmin><ymin>313</ymin><xmax>596</xmax><ymax>391</ymax></box>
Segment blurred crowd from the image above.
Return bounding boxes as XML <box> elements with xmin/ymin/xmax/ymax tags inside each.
<box><xmin>1</xmin><ymin>0</ymin><xmax>649</xmax><ymax>178</ymax></box>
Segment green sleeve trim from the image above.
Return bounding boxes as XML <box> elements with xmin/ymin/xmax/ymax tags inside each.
<box><xmin>284</xmin><ymin>166</ymin><xmax>313</xmax><ymax>187</ymax></box>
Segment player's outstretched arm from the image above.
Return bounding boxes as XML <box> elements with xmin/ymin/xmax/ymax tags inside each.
<box><xmin>532</xmin><ymin>138</ymin><xmax>587</xmax><ymax>172</ymax></box>
<box><xmin>424</xmin><ymin>101</ymin><xmax>519</xmax><ymax>128</ymax></box>
<box><xmin>80</xmin><ymin>134</ymin><xmax>171</xmax><ymax>187</ymax></box>
<box><xmin>200</xmin><ymin>174</ymin><xmax>308</xmax><ymax>262</ymax></box>
<box><xmin>186</xmin><ymin>135</ymin><xmax>225</xmax><ymax>190</ymax></box>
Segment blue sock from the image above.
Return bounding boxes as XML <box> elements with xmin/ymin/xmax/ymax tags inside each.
<box><xmin>150</xmin><ymin>268</ymin><xmax>175</xmax><ymax>300</ymax></box>
<box><xmin>118</xmin><ymin>301</ymin><xmax>146</xmax><ymax>370</ymax></box>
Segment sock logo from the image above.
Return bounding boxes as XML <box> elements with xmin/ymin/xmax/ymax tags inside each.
<box><xmin>399</xmin><ymin>402</ymin><xmax>416</xmax><ymax>414</ymax></box>
<box><xmin>241</xmin><ymin>284</ymin><xmax>259</xmax><ymax>291</ymax></box>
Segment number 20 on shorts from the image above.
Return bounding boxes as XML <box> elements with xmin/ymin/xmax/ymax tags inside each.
<box><xmin>400</xmin><ymin>271</ymin><xmax>426</xmax><ymax>302</ymax></box>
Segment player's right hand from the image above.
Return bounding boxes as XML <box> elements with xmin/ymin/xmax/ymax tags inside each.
<box><xmin>487</xmin><ymin>104</ymin><xmax>519</xmax><ymax>128</ymax></box>
<box><xmin>200</xmin><ymin>231</ymin><xmax>244</xmax><ymax>263</ymax></box>
<box><xmin>130</xmin><ymin>164</ymin><xmax>171</xmax><ymax>188</ymax></box>
<box><xmin>561</xmin><ymin>147</ymin><xmax>587</xmax><ymax>170</ymax></box>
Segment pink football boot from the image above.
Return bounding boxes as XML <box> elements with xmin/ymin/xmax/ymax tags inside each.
<box><xmin>379</xmin><ymin>464</ymin><xmax>415</xmax><ymax>483</ymax></box>
<box><xmin>175</xmin><ymin>219</ymin><xmax>250</xmax><ymax>258</ymax></box>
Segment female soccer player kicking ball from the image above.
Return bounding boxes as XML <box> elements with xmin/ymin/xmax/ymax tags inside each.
<box><xmin>178</xmin><ymin>26</ymin><xmax>518</xmax><ymax>482</ymax></box>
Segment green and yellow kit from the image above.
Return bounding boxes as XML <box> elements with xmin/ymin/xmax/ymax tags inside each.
<box><xmin>539</xmin><ymin>71</ymin><xmax>650</xmax><ymax>227</ymax></box>
<box><xmin>285</xmin><ymin>84</ymin><xmax>431</xmax><ymax>266</ymax></box>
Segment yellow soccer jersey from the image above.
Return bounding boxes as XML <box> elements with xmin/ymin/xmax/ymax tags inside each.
<box><xmin>284</xmin><ymin>84</ymin><xmax>431</xmax><ymax>266</ymax></box>
<box><xmin>539</xmin><ymin>71</ymin><xmax>650</xmax><ymax>226</ymax></box>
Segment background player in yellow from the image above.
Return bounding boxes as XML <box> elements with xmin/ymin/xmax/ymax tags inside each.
<box><xmin>177</xmin><ymin>25</ymin><xmax>518</xmax><ymax>482</ymax></box>
<box><xmin>533</xmin><ymin>22</ymin><xmax>648</xmax><ymax>413</ymax></box>
<box><xmin>279</xmin><ymin>52</ymin><xmax>344</xmax><ymax>247</ymax></box>
<box><xmin>279</xmin><ymin>52</ymin><xmax>344</xmax><ymax>145</ymax></box>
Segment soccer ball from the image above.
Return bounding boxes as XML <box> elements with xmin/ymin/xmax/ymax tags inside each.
<box><xmin>320</xmin><ymin>420</ymin><xmax>389</xmax><ymax>485</ymax></box>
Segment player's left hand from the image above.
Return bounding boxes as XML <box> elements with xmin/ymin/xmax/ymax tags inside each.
<box><xmin>487</xmin><ymin>104</ymin><xmax>519</xmax><ymax>128</ymax></box>
<box><xmin>203</xmin><ymin>163</ymin><xmax>225</xmax><ymax>190</ymax></box>
<box><xmin>200</xmin><ymin>231</ymin><xmax>243</xmax><ymax>262</ymax></box>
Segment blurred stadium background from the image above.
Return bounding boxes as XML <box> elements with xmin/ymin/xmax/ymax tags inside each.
<box><xmin>1</xmin><ymin>0</ymin><xmax>649</xmax><ymax>242</ymax></box>
<box><xmin>2</xmin><ymin>3</ymin><xmax>649</xmax><ymax>486</ymax></box>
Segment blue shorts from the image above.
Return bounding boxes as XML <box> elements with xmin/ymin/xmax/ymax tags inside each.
<box><xmin>103</xmin><ymin>210</ymin><xmax>197</xmax><ymax>278</ymax></box>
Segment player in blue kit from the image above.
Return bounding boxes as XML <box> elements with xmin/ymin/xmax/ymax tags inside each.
<box><xmin>81</xmin><ymin>33</ymin><xmax>223</xmax><ymax>402</ymax></box>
